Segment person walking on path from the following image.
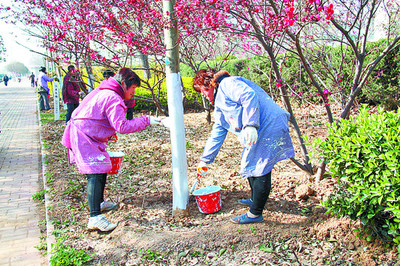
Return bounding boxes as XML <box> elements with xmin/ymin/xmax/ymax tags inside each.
<box><xmin>29</xmin><ymin>72</ymin><xmax>35</xmax><ymax>87</ymax></box>
<box><xmin>62</xmin><ymin>68</ymin><xmax>161</xmax><ymax>232</ymax></box>
<box><xmin>62</xmin><ymin>65</ymin><xmax>88</xmax><ymax>123</ymax></box>
<box><xmin>37</xmin><ymin>67</ymin><xmax>58</xmax><ymax>111</ymax></box>
<box><xmin>193</xmin><ymin>69</ymin><xmax>295</xmax><ymax>224</ymax></box>
<box><xmin>3</xmin><ymin>74</ymin><xmax>9</xmax><ymax>86</ymax></box>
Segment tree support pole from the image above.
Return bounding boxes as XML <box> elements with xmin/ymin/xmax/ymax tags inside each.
<box><xmin>163</xmin><ymin>0</ymin><xmax>189</xmax><ymax>217</ymax></box>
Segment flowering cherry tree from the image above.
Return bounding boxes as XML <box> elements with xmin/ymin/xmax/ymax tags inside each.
<box><xmin>1</xmin><ymin>0</ymin><xmax>172</xmax><ymax>111</ymax></box>
<box><xmin>2</xmin><ymin>0</ymin><xmax>399</xmax><ymax>178</ymax></box>
<box><xmin>175</xmin><ymin>0</ymin><xmax>400</xmax><ymax>178</ymax></box>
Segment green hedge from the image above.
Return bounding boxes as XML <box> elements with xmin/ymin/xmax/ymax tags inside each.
<box><xmin>312</xmin><ymin>106</ymin><xmax>400</xmax><ymax>248</ymax></box>
<box><xmin>132</xmin><ymin>74</ymin><xmax>202</xmax><ymax>112</ymax></box>
<box><xmin>361</xmin><ymin>44</ymin><xmax>400</xmax><ymax>110</ymax></box>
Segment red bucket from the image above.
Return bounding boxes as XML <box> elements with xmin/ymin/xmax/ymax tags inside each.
<box><xmin>107</xmin><ymin>151</ymin><xmax>124</xmax><ymax>175</ymax></box>
<box><xmin>193</xmin><ymin>186</ymin><xmax>221</xmax><ymax>214</ymax></box>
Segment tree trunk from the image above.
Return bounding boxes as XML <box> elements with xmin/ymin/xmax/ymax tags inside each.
<box><xmin>139</xmin><ymin>52</ymin><xmax>151</xmax><ymax>79</ymax></box>
<box><xmin>84</xmin><ymin>62</ymin><xmax>95</xmax><ymax>92</ymax></box>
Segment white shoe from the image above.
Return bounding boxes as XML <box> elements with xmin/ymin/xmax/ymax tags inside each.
<box><xmin>100</xmin><ymin>201</ymin><xmax>117</xmax><ymax>212</ymax></box>
<box><xmin>87</xmin><ymin>214</ymin><xmax>117</xmax><ymax>231</ymax></box>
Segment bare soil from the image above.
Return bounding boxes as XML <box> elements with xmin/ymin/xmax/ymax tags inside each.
<box><xmin>39</xmin><ymin>103</ymin><xmax>400</xmax><ymax>265</ymax></box>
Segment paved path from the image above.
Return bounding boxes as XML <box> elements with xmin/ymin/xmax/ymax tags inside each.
<box><xmin>0</xmin><ymin>80</ymin><xmax>46</xmax><ymax>265</ymax></box>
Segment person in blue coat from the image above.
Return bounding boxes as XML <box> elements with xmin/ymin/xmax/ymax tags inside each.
<box><xmin>193</xmin><ymin>69</ymin><xmax>295</xmax><ymax>224</ymax></box>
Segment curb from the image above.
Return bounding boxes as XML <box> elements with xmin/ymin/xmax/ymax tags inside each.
<box><xmin>36</xmin><ymin>97</ymin><xmax>55</xmax><ymax>264</ymax></box>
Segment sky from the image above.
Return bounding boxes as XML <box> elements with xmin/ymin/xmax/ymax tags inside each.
<box><xmin>0</xmin><ymin>0</ymin><xmax>44</xmax><ymax>72</ymax></box>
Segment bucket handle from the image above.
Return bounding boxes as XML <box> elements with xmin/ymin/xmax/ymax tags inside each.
<box><xmin>190</xmin><ymin>175</ymin><xmax>218</xmax><ymax>194</ymax></box>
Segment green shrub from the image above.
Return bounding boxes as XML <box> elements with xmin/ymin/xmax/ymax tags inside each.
<box><xmin>223</xmin><ymin>58</ymin><xmax>247</xmax><ymax>76</ymax></box>
<box><xmin>216</xmin><ymin>54</ymin><xmax>238</xmax><ymax>61</ymax></box>
<box><xmin>361</xmin><ymin>44</ymin><xmax>400</xmax><ymax>110</ymax></box>
<box><xmin>312</xmin><ymin>106</ymin><xmax>400</xmax><ymax>248</ymax></box>
<box><xmin>133</xmin><ymin>71</ymin><xmax>202</xmax><ymax>112</ymax></box>
<box><xmin>180</xmin><ymin>63</ymin><xmax>195</xmax><ymax>77</ymax></box>
<box><xmin>32</xmin><ymin>189</ymin><xmax>48</xmax><ymax>201</ymax></box>
<box><xmin>32</xmin><ymin>189</ymin><xmax>47</xmax><ymax>201</ymax></box>
<box><xmin>50</xmin><ymin>237</ymin><xmax>93</xmax><ymax>266</ymax></box>
<box><xmin>139</xmin><ymin>249</ymin><xmax>167</xmax><ymax>263</ymax></box>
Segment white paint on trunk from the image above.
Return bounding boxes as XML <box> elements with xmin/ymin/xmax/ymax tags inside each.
<box><xmin>167</xmin><ymin>72</ymin><xmax>189</xmax><ymax>211</ymax></box>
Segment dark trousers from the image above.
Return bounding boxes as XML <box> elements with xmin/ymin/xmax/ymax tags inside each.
<box><xmin>126</xmin><ymin>107</ymin><xmax>134</xmax><ymax>120</ymax></box>
<box><xmin>66</xmin><ymin>103</ymin><xmax>79</xmax><ymax>123</ymax></box>
<box><xmin>39</xmin><ymin>92</ymin><xmax>50</xmax><ymax>110</ymax></box>
<box><xmin>86</xmin><ymin>173</ymin><xmax>107</xmax><ymax>217</ymax></box>
<box><xmin>248</xmin><ymin>171</ymin><xmax>272</xmax><ymax>216</ymax></box>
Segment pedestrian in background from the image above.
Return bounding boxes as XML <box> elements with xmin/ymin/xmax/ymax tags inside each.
<box><xmin>193</xmin><ymin>69</ymin><xmax>295</xmax><ymax>224</ymax></box>
<box><xmin>29</xmin><ymin>72</ymin><xmax>35</xmax><ymax>87</ymax></box>
<box><xmin>62</xmin><ymin>65</ymin><xmax>88</xmax><ymax>123</ymax></box>
<box><xmin>37</xmin><ymin>67</ymin><xmax>58</xmax><ymax>111</ymax></box>
<box><xmin>3</xmin><ymin>74</ymin><xmax>9</xmax><ymax>86</ymax></box>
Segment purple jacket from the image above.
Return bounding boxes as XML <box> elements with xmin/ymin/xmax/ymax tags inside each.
<box><xmin>62</xmin><ymin>78</ymin><xmax>150</xmax><ymax>174</ymax></box>
<box><xmin>37</xmin><ymin>72</ymin><xmax>55</xmax><ymax>93</ymax></box>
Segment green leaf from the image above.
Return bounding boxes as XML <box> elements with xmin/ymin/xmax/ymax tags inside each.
<box><xmin>259</xmin><ymin>244</ymin><xmax>273</xmax><ymax>253</ymax></box>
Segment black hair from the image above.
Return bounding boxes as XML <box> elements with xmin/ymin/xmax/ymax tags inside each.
<box><xmin>103</xmin><ymin>69</ymin><xmax>115</xmax><ymax>78</ymax></box>
<box><xmin>113</xmin><ymin>68</ymin><xmax>141</xmax><ymax>89</ymax></box>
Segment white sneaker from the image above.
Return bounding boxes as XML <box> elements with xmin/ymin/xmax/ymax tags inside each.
<box><xmin>87</xmin><ymin>214</ymin><xmax>117</xmax><ymax>231</ymax></box>
<box><xmin>100</xmin><ymin>201</ymin><xmax>117</xmax><ymax>212</ymax></box>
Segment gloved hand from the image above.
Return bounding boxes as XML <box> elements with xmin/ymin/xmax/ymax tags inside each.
<box><xmin>161</xmin><ymin>117</ymin><xmax>171</xmax><ymax>129</ymax></box>
<box><xmin>197</xmin><ymin>161</ymin><xmax>209</xmax><ymax>178</ymax></box>
<box><xmin>243</xmin><ymin>126</ymin><xmax>258</xmax><ymax>147</ymax></box>
<box><xmin>150</xmin><ymin>116</ymin><xmax>161</xmax><ymax>125</ymax></box>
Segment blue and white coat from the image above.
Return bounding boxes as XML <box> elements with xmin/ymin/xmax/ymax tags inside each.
<box><xmin>200</xmin><ymin>76</ymin><xmax>295</xmax><ymax>178</ymax></box>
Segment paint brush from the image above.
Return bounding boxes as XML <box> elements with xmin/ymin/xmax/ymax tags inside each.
<box><xmin>190</xmin><ymin>176</ymin><xmax>199</xmax><ymax>193</ymax></box>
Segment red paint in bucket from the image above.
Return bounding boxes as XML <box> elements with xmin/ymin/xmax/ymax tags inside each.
<box><xmin>107</xmin><ymin>151</ymin><xmax>124</xmax><ymax>175</ymax></box>
<box><xmin>193</xmin><ymin>186</ymin><xmax>221</xmax><ymax>214</ymax></box>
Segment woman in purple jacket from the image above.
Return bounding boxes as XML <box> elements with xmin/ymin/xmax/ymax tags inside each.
<box><xmin>62</xmin><ymin>68</ymin><xmax>161</xmax><ymax>231</ymax></box>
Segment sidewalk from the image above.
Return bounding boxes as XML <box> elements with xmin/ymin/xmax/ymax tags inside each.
<box><xmin>0</xmin><ymin>81</ymin><xmax>46</xmax><ymax>265</ymax></box>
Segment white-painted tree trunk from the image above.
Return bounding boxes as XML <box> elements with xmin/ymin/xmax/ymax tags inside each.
<box><xmin>163</xmin><ymin>0</ymin><xmax>189</xmax><ymax>217</ymax></box>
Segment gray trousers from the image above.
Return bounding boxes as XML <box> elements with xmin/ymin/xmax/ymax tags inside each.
<box><xmin>39</xmin><ymin>92</ymin><xmax>50</xmax><ymax>110</ymax></box>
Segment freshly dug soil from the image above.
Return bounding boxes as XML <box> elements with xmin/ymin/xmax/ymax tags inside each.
<box><xmin>39</xmin><ymin>103</ymin><xmax>399</xmax><ymax>265</ymax></box>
